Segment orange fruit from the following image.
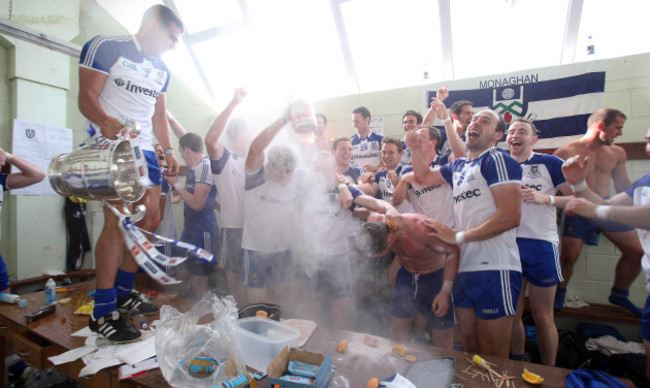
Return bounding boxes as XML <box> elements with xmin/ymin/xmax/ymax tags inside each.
<box><xmin>522</xmin><ymin>368</ymin><xmax>544</xmax><ymax>385</ymax></box>
<box><xmin>392</xmin><ymin>344</ymin><xmax>407</xmax><ymax>356</ymax></box>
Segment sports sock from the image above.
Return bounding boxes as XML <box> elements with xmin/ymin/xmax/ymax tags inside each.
<box><xmin>115</xmin><ymin>269</ymin><xmax>136</xmax><ymax>298</ymax></box>
<box><xmin>554</xmin><ymin>287</ymin><xmax>567</xmax><ymax>311</ymax></box>
<box><xmin>93</xmin><ymin>287</ymin><xmax>116</xmax><ymax>318</ymax></box>
<box><xmin>609</xmin><ymin>287</ymin><xmax>642</xmax><ymax>316</ymax></box>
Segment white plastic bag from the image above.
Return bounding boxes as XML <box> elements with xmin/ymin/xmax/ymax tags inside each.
<box><xmin>156</xmin><ymin>293</ymin><xmax>246</xmax><ymax>388</ymax></box>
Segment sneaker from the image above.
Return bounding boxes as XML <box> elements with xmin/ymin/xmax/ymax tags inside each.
<box><xmin>117</xmin><ymin>290</ymin><xmax>158</xmax><ymax>315</ymax></box>
<box><xmin>89</xmin><ymin>311</ymin><xmax>141</xmax><ymax>343</ymax></box>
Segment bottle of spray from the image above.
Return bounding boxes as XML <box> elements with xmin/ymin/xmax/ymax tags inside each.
<box><xmin>45</xmin><ymin>278</ymin><xmax>56</xmax><ymax>305</ymax></box>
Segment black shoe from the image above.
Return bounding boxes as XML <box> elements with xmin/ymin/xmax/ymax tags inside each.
<box><xmin>117</xmin><ymin>290</ymin><xmax>158</xmax><ymax>315</ymax></box>
<box><xmin>89</xmin><ymin>311</ymin><xmax>141</xmax><ymax>343</ymax></box>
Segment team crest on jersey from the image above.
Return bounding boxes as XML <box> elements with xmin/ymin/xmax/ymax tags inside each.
<box><xmin>526</xmin><ymin>165</ymin><xmax>541</xmax><ymax>178</ymax></box>
<box><xmin>370</xmin><ymin>142</ymin><xmax>380</xmax><ymax>151</ymax></box>
<box><xmin>25</xmin><ymin>128</ymin><xmax>35</xmax><ymax>139</ymax></box>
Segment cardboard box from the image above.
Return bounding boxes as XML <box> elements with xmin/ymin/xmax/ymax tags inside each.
<box><xmin>267</xmin><ymin>347</ymin><xmax>332</xmax><ymax>388</ymax></box>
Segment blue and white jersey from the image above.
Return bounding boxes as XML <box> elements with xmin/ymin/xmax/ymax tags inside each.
<box><xmin>625</xmin><ymin>175</ymin><xmax>650</xmax><ymax>292</ymax></box>
<box><xmin>401</xmin><ymin>140</ymin><xmax>412</xmax><ymax>165</ymax></box>
<box><xmin>440</xmin><ymin>130</ymin><xmax>465</xmax><ymax>158</ymax></box>
<box><xmin>517</xmin><ymin>152</ymin><xmax>565</xmax><ymax>243</ymax></box>
<box><xmin>242</xmin><ymin>167</ymin><xmax>305</xmax><ymax>253</ymax></box>
<box><xmin>183</xmin><ymin>156</ymin><xmax>218</xmax><ymax>231</ymax></box>
<box><xmin>298</xmin><ymin>184</ymin><xmax>363</xmax><ymax>256</ymax></box>
<box><xmin>0</xmin><ymin>174</ymin><xmax>8</xmax><ymax>241</ymax></box>
<box><xmin>440</xmin><ymin>147</ymin><xmax>522</xmax><ymax>273</ymax></box>
<box><xmin>342</xmin><ymin>164</ymin><xmax>364</xmax><ymax>184</ymax></box>
<box><xmin>211</xmin><ymin>147</ymin><xmax>246</xmax><ymax>229</ymax></box>
<box><xmin>79</xmin><ymin>35</ymin><xmax>170</xmax><ymax>151</ymax></box>
<box><xmin>404</xmin><ymin>154</ymin><xmax>455</xmax><ymax>228</ymax></box>
<box><xmin>350</xmin><ymin>132</ymin><xmax>383</xmax><ymax>168</ymax></box>
<box><xmin>375</xmin><ymin>164</ymin><xmax>411</xmax><ymax>213</ymax></box>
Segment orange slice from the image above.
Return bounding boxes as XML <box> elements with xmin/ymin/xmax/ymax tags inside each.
<box><xmin>522</xmin><ymin>368</ymin><xmax>544</xmax><ymax>385</ymax></box>
<box><xmin>392</xmin><ymin>344</ymin><xmax>407</xmax><ymax>356</ymax></box>
<box><xmin>336</xmin><ymin>340</ymin><xmax>348</xmax><ymax>353</ymax></box>
<box><xmin>366</xmin><ymin>377</ymin><xmax>379</xmax><ymax>388</ymax></box>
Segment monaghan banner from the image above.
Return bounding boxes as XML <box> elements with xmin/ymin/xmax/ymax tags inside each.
<box><xmin>425</xmin><ymin>60</ymin><xmax>606</xmax><ymax>149</ymax></box>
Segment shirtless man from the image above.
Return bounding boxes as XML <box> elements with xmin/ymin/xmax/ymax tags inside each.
<box><xmin>357</xmin><ymin>214</ymin><xmax>459</xmax><ymax>350</ymax></box>
<box><xmin>553</xmin><ymin>108</ymin><xmax>644</xmax><ymax>314</ymax></box>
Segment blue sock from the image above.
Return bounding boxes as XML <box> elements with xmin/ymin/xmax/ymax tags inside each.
<box><xmin>554</xmin><ymin>287</ymin><xmax>567</xmax><ymax>311</ymax></box>
<box><xmin>609</xmin><ymin>287</ymin><xmax>642</xmax><ymax>316</ymax></box>
<box><xmin>115</xmin><ymin>269</ymin><xmax>136</xmax><ymax>298</ymax></box>
<box><xmin>93</xmin><ymin>287</ymin><xmax>116</xmax><ymax>319</ymax></box>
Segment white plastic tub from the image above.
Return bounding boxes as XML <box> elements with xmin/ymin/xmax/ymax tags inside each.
<box><xmin>237</xmin><ymin>317</ymin><xmax>300</xmax><ymax>372</ymax></box>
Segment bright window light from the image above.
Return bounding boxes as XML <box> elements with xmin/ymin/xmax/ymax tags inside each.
<box><xmin>450</xmin><ymin>0</ymin><xmax>569</xmax><ymax>79</ymax></box>
<box><xmin>174</xmin><ymin>0</ymin><xmax>242</xmax><ymax>34</ymax></box>
<box><xmin>340</xmin><ymin>0</ymin><xmax>443</xmax><ymax>92</ymax></box>
<box><xmin>574</xmin><ymin>0</ymin><xmax>650</xmax><ymax>62</ymax></box>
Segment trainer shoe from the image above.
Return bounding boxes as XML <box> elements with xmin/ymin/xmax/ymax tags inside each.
<box><xmin>89</xmin><ymin>311</ymin><xmax>141</xmax><ymax>343</ymax></box>
<box><xmin>117</xmin><ymin>290</ymin><xmax>158</xmax><ymax>315</ymax></box>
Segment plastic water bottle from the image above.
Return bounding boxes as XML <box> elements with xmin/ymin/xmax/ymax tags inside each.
<box><xmin>45</xmin><ymin>278</ymin><xmax>56</xmax><ymax>305</ymax></box>
<box><xmin>130</xmin><ymin>309</ymin><xmax>148</xmax><ymax>330</ymax></box>
<box><xmin>0</xmin><ymin>293</ymin><xmax>19</xmax><ymax>304</ymax></box>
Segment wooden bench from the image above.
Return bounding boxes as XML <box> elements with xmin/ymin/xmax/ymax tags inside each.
<box><xmin>524</xmin><ymin>298</ymin><xmax>641</xmax><ymax>325</ymax></box>
<box><xmin>9</xmin><ymin>269</ymin><xmax>96</xmax><ymax>294</ymax></box>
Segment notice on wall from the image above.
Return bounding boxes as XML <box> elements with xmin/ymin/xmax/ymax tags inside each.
<box><xmin>370</xmin><ymin>117</ymin><xmax>384</xmax><ymax>135</ymax></box>
<box><xmin>11</xmin><ymin>119</ymin><xmax>73</xmax><ymax>196</ymax></box>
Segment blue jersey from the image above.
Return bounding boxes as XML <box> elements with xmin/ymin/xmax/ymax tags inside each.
<box><xmin>517</xmin><ymin>152</ymin><xmax>565</xmax><ymax>243</ymax></box>
<box><xmin>350</xmin><ymin>132</ymin><xmax>383</xmax><ymax>168</ymax></box>
<box><xmin>79</xmin><ymin>35</ymin><xmax>171</xmax><ymax>151</ymax></box>
<box><xmin>183</xmin><ymin>157</ymin><xmax>218</xmax><ymax>231</ymax></box>
<box><xmin>440</xmin><ymin>148</ymin><xmax>522</xmax><ymax>273</ymax></box>
<box><xmin>342</xmin><ymin>164</ymin><xmax>364</xmax><ymax>184</ymax></box>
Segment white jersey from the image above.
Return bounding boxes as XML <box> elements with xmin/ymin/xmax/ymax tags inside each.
<box><xmin>242</xmin><ymin>167</ymin><xmax>304</xmax><ymax>253</ymax></box>
<box><xmin>79</xmin><ymin>35</ymin><xmax>170</xmax><ymax>151</ymax></box>
<box><xmin>211</xmin><ymin>147</ymin><xmax>246</xmax><ymax>229</ymax></box>
<box><xmin>404</xmin><ymin>154</ymin><xmax>455</xmax><ymax>229</ymax></box>
<box><xmin>297</xmin><ymin>183</ymin><xmax>363</xmax><ymax>256</ymax></box>
<box><xmin>375</xmin><ymin>164</ymin><xmax>412</xmax><ymax>214</ymax></box>
<box><xmin>625</xmin><ymin>175</ymin><xmax>650</xmax><ymax>292</ymax></box>
<box><xmin>350</xmin><ymin>131</ymin><xmax>383</xmax><ymax>168</ymax></box>
<box><xmin>440</xmin><ymin>148</ymin><xmax>522</xmax><ymax>273</ymax></box>
<box><xmin>517</xmin><ymin>152</ymin><xmax>565</xmax><ymax>243</ymax></box>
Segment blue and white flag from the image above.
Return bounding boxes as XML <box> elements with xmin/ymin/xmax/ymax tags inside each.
<box><xmin>426</xmin><ymin>61</ymin><xmax>606</xmax><ymax>149</ymax></box>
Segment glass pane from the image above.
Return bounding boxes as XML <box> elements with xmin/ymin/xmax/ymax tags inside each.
<box><xmin>341</xmin><ymin>0</ymin><xmax>443</xmax><ymax>92</ymax></box>
<box><xmin>575</xmin><ymin>0</ymin><xmax>650</xmax><ymax>62</ymax></box>
<box><xmin>174</xmin><ymin>0</ymin><xmax>243</xmax><ymax>34</ymax></box>
<box><xmin>450</xmin><ymin>0</ymin><xmax>569</xmax><ymax>79</ymax></box>
<box><xmin>192</xmin><ymin>0</ymin><xmax>352</xmax><ymax>105</ymax></box>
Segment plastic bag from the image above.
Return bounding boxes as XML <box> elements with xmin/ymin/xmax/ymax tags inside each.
<box><xmin>156</xmin><ymin>292</ymin><xmax>247</xmax><ymax>388</ymax></box>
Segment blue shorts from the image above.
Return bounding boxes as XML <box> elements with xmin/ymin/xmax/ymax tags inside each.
<box><xmin>562</xmin><ymin>211</ymin><xmax>634</xmax><ymax>246</ymax></box>
<box><xmin>0</xmin><ymin>254</ymin><xmax>9</xmax><ymax>292</ymax></box>
<box><xmin>143</xmin><ymin>150</ymin><xmax>162</xmax><ymax>187</ymax></box>
<box><xmin>314</xmin><ymin>253</ymin><xmax>351</xmax><ymax>300</ymax></box>
<box><xmin>389</xmin><ymin>267</ymin><xmax>456</xmax><ymax>331</ymax></box>
<box><xmin>516</xmin><ymin>238</ymin><xmax>563</xmax><ymax>287</ymax></box>
<box><xmin>179</xmin><ymin>227</ymin><xmax>220</xmax><ymax>275</ymax></box>
<box><xmin>242</xmin><ymin>250</ymin><xmax>294</xmax><ymax>288</ymax></box>
<box><xmin>220</xmin><ymin>228</ymin><xmax>243</xmax><ymax>273</ymax></box>
<box><xmin>643</xmin><ymin>295</ymin><xmax>650</xmax><ymax>342</ymax></box>
<box><xmin>453</xmin><ymin>270</ymin><xmax>522</xmax><ymax>320</ymax></box>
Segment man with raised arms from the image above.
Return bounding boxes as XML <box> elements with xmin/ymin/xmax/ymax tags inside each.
<box><xmin>409</xmin><ymin>109</ymin><xmax>522</xmax><ymax>358</ymax></box>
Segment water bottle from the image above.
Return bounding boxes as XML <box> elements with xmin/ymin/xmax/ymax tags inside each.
<box><xmin>130</xmin><ymin>309</ymin><xmax>148</xmax><ymax>330</ymax></box>
<box><xmin>45</xmin><ymin>278</ymin><xmax>56</xmax><ymax>305</ymax></box>
<box><xmin>0</xmin><ymin>293</ymin><xmax>19</xmax><ymax>304</ymax></box>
